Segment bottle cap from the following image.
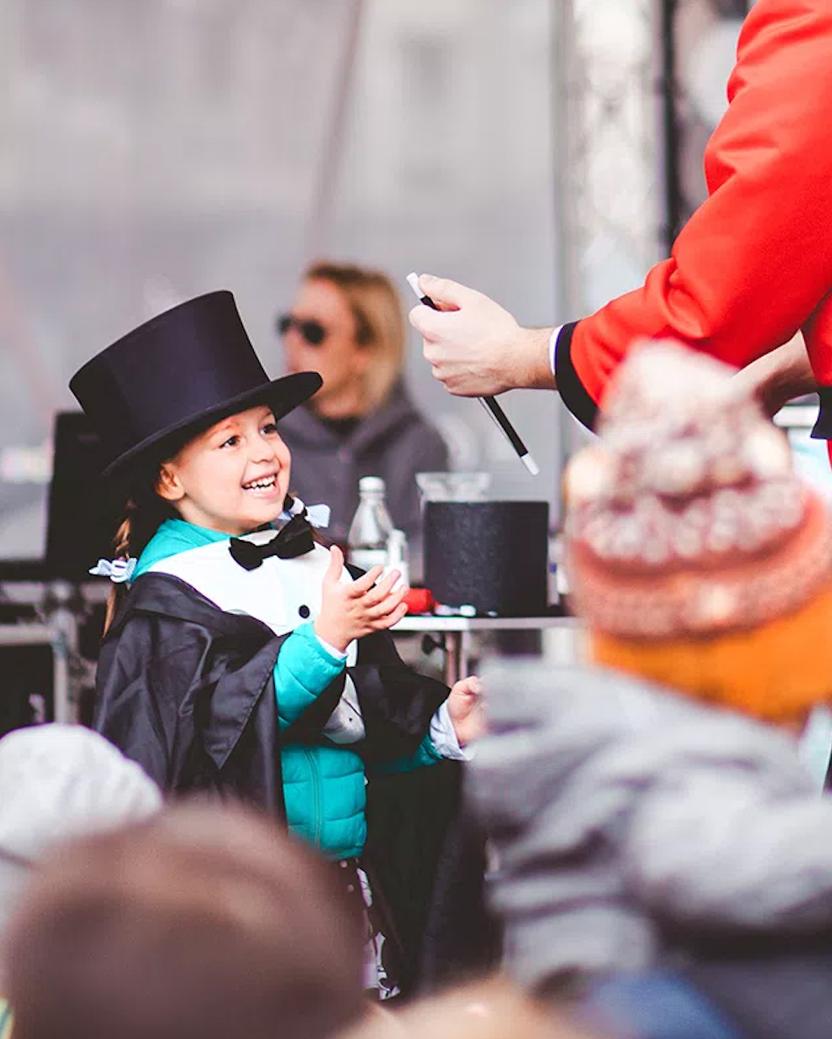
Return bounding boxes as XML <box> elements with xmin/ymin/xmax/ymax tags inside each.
<box><xmin>359</xmin><ymin>476</ymin><xmax>385</xmax><ymax>493</ymax></box>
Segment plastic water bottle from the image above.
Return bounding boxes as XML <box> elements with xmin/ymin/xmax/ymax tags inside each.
<box><xmin>347</xmin><ymin>476</ymin><xmax>393</xmax><ymax>572</ymax></box>
<box><xmin>386</xmin><ymin>528</ymin><xmax>410</xmax><ymax>591</ymax></box>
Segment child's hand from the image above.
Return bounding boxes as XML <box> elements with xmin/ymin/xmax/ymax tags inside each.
<box><xmin>315</xmin><ymin>546</ymin><xmax>408</xmax><ymax>653</ymax></box>
<box><xmin>447</xmin><ymin>675</ymin><xmax>485</xmax><ymax>746</ymax></box>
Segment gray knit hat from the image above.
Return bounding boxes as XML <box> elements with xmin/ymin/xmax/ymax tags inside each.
<box><xmin>0</xmin><ymin>725</ymin><xmax>161</xmax><ymax>933</ymax></box>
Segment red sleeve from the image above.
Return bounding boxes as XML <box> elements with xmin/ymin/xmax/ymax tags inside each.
<box><xmin>559</xmin><ymin>0</ymin><xmax>832</xmax><ymax>428</ymax></box>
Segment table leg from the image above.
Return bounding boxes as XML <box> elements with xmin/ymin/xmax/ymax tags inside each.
<box><xmin>442</xmin><ymin>630</ymin><xmax>474</xmax><ymax>687</ymax></box>
<box><xmin>443</xmin><ymin>633</ymin><xmax>462</xmax><ymax>687</ymax></box>
<box><xmin>45</xmin><ymin>583</ymin><xmax>81</xmax><ymax>725</ymax></box>
<box><xmin>459</xmin><ymin>629</ymin><xmax>473</xmax><ymax>680</ymax></box>
<box><xmin>50</xmin><ymin>628</ymin><xmax>72</xmax><ymax>724</ymax></box>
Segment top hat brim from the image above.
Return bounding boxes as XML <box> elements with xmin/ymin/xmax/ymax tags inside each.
<box><xmin>101</xmin><ymin>371</ymin><xmax>322</xmax><ymax>478</ymax></box>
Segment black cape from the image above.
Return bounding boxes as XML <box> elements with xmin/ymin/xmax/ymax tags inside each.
<box><xmin>94</xmin><ymin>572</ymin><xmax>491</xmax><ymax>990</ymax></box>
<box><xmin>94</xmin><ymin>571</ymin><xmax>453</xmax><ymax>803</ymax></box>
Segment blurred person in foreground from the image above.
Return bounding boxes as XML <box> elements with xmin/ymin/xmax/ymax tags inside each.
<box><xmin>0</xmin><ymin>724</ymin><xmax>161</xmax><ymax>1036</ymax></box>
<box><xmin>279</xmin><ymin>262</ymin><xmax>448</xmax><ymax>548</ymax></box>
<box><xmin>409</xmin><ymin>1</ymin><xmax>832</xmax><ymax>462</ymax></box>
<box><xmin>4</xmin><ymin>803</ymin><xmax>368</xmax><ymax>1039</ymax></box>
<box><xmin>470</xmin><ymin>343</ymin><xmax>832</xmax><ymax>1039</ymax></box>
<box><xmin>339</xmin><ymin>979</ymin><xmax>593</xmax><ymax>1039</ymax></box>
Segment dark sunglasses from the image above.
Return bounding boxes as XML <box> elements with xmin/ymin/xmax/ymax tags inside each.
<box><xmin>277</xmin><ymin>313</ymin><xmax>328</xmax><ymax>347</ymax></box>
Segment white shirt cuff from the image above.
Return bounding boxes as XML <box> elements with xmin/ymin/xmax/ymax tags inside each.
<box><xmin>429</xmin><ymin>701</ymin><xmax>472</xmax><ymax>762</ymax></box>
<box><xmin>549</xmin><ymin>324</ymin><xmax>564</xmax><ymax>376</ymax></box>
<box><xmin>314</xmin><ymin>633</ymin><xmax>348</xmax><ymax>661</ymax></box>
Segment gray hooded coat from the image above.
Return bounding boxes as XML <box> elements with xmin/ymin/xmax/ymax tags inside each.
<box><xmin>278</xmin><ymin>382</ymin><xmax>448</xmax><ymax>549</ymax></box>
<box><xmin>469</xmin><ymin>663</ymin><xmax>832</xmax><ymax>994</ymax></box>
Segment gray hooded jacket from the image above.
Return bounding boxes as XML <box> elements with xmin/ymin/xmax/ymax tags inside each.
<box><xmin>470</xmin><ymin>663</ymin><xmax>832</xmax><ymax>993</ymax></box>
<box><xmin>278</xmin><ymin>381</ymin><xmax>448</xmax><ymax>550</ymax></box>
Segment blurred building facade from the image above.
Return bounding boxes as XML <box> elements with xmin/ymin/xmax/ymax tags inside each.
<box><xmin>668</xmin><ymin>0</ymin><xmax>747</xmax><ymax>236</ymax></box>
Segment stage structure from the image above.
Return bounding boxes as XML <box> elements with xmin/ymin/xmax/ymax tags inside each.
<box><xmin>552</xmin><ymin>0</ymin><xmax>663</xmax><ymax>463</ymax></box>
<box><xmin>552</xmin><ymin>0</ymin><xmax>748</xmax><ymax>457</ymax></box>
<box><xmin>660</xmin><ymin>0</ymin><xmax>749</xmax><ymax>245</ymax></box>
<box><xmin>554</xmin><ymin>0</ymin><xmax>749</xmax><ymax>320</ymax></box>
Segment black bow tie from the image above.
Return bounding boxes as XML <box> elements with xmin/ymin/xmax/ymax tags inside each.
<box><xmin>229</xmin><ymin>514</ymin><xmax>316</xmax><ymax>571</ymax></box>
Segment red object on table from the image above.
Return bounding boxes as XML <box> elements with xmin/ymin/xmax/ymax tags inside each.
<box><xmin>404</xmin><ymin>587</ymin><xmax>435</xmax><ymax>615</ymax></box>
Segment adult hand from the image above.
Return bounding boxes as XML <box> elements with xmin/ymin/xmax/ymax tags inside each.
<box><xmin>732</xmin><ymin>334</ymin><xmax>816</xmax><ymax>418</ymax></box>
<box><xmin>315</xmin><ymin>547</ymin><xmax>408</xmax><ymax>653</ymax></box>
<box><xmin>408</xmin><ymin>274</ymin><xmax>555</xmax><ymax>396</ymax></box>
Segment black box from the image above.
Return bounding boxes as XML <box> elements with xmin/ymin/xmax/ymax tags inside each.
<box><xmin>424</xmin><ymin>501</ymin><xmax>549</xmax><ymax>616</ymax></box>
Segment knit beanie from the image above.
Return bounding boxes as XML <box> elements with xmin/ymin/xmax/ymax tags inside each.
<box><xmin>565</xmin><ymin>341</ymin><xmax>832</xmax><ymax>722</ymax></box>
<box><xmin>0</xmin><ymin>725</ymin><xmax>161</xmax><ymax>933</ymax></box>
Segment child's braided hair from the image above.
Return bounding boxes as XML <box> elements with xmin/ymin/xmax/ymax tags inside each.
<box><xmin>103</xmin><ymin>465</ymin><xmax>176</xmax><ymax>635</ymax></box>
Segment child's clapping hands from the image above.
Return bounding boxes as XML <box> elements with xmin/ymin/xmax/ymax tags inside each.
<box><xmin>315</xmin><ymin>546</ymin><xmax>485</xmax><ymax>745</ymax></box>
<box><xmin>315</xmin><ymin>546</ymin><xmax>408</xmax><ymax>653</ymax></box>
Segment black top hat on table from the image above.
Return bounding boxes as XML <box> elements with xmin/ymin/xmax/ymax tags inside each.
<box><xmin>70</xmin><ymin>290</ymin><xmax>322</xmax><ymax>478</ymax></box>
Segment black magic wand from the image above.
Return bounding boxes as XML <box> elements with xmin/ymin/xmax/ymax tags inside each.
<box><xmin>407</xmin><ymin>273</ymin><xmax>539</xmax><ymax>476</ymax></box>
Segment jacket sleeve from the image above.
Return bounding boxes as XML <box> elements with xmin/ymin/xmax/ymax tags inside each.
<box><xmin>350</xmin><ymin>629</ymin><xmax>450</xmax><ymax>765</ymax></box>
<box><xmin>557</xmin><ymin>0</ymin><xmax>832</xmax><ymax>428</ymax></box>
<box><xmin>276</xmin><ymin>620</ymin><xmax>454</xmax><ymax>766</ymax></box>
<box><xmin>372</xmin><ymin>733</ymin><xmax>445</xmax><ymax>775</ymax></box>
<box><xmin>623</xmin><ymin>765</ymin><xmax>832</xmax><ymax>935</ymax></box>
<box><xmin>273</xmin><ymin>623</ymin><xmax>346</xmax><ymax>731</ymax></box>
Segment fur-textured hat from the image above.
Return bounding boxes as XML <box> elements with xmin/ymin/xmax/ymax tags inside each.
<box><xmin>565</xmin><ymin>342</ymin><xmax>832</xmax><ymax>721</ymax></box>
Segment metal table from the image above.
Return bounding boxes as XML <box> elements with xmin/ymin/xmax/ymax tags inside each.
<box><xmin>394</xmin><ymin>614</ymin><xmax>583</xmax><ymax>685</ymax></box>
<box><xmin>0</xmin><ymin>574</ymin><xmax>583</xmax><ymax>719</ymax></box>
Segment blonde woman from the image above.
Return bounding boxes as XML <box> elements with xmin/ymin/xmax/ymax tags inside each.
<box><xmin>279</xmin><ymin>262</ymin><xmax>448</xmax><ymax>546</ymax></box>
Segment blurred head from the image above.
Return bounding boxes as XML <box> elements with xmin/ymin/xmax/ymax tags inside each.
<box><xmin>565</xmin><ymin>341</ymin><xmax>832</xmax><ymax>724</ymax></box>
<box><xmin>5</xmin><ymin>803</ymin><xmax>366</xmax><ymax>1039</ymax></box>
<box><xmin>338</xmin><ymin>980</ymin><xmax>592</xmax><ymax>1039</ymax></box>
<box><xmin>280</xmin><ymin>262</ymin><xmax>406</xmax><ymax>419</ymax></box>
<box><xmin>0</xmin><ymin>724</ymin><xmax>160</xmax><ymax>936</ymax></box>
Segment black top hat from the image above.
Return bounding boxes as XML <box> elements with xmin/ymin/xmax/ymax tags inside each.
<box><xmin>70</xmin><ymin>291</ymin><xmax>322</xmax><ymax>477</ymax></box>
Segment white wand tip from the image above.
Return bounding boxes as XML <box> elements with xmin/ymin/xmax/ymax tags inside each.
<box><xmin>521</xmin><ymin>453</ymin><xmax>540</xmax><ymax>477</ymax></box>
<box><xmin>406</xmin><ymin>272</ymin><xmax>422</xmax><ymax>299</ymax></box>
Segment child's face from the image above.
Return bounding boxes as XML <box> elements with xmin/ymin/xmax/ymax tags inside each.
<box><xmin>157</xmin><ymin>405</ymin><xmax>292</xmax><ymax>535</ymax></box>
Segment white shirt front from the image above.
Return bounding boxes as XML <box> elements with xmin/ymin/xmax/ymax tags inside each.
<box><xmin>147</xmin><ymin>532</ymin><xmax>358</xmax><ymax>665</ymax></box>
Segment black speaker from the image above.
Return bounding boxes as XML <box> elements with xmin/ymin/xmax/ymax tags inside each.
<box><xmin>424</xmin><ymin>501</ymin><xmax>549</xmax><ymax>616</ymax></box>
<box><xmin>45</xmin><ymin>412</ymin><xmax>117</xmax><ymax>580</ymax></box>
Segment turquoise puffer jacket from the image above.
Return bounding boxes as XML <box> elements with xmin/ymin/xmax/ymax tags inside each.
<box><xmin>275</xmin><ymin>623</ymin><xmax>369</xmax><ymax>858</ymax></box>
<box><xmin>136</xmin><ymin>518</ymin><xmax>441</xmax><ymax>860</ymax></box>
<box><xmin>283</xmin><ymin>745</ymin><xmax>368</xmax><ymax>855</ymax></box>
<box><xmin>278</xmin><ymin>624</ymin><xmax>444</xmax><ymax>858</ymax></box>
